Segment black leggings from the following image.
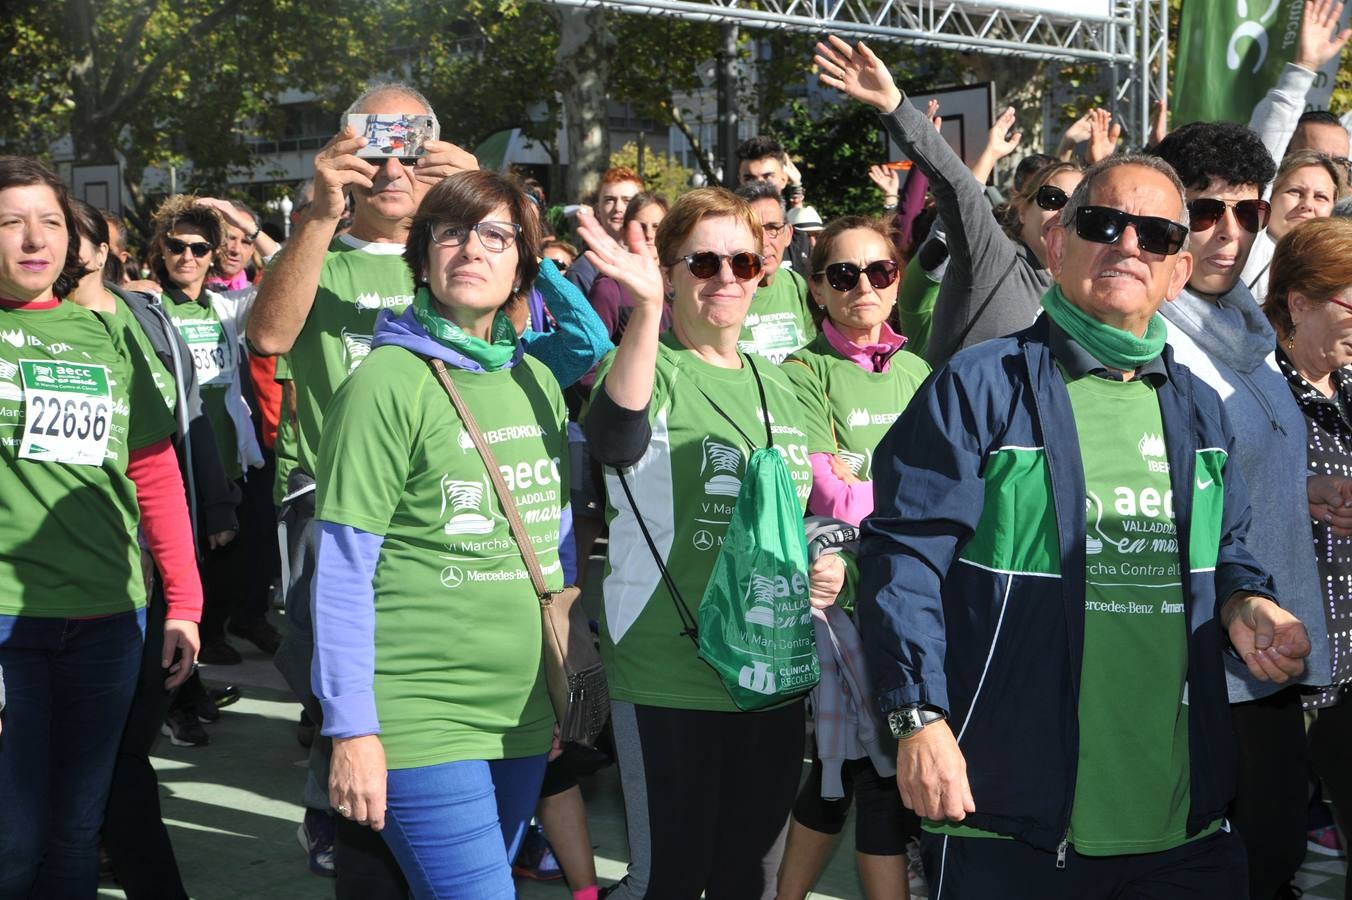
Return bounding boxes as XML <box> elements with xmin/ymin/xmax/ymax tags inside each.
<box><xmin>1230</xmin><ymin>687</ymin><xmax>1311</xmax><ymax>900</ymax></box>
<box><xmin>792</xmin><ymin>757</ymin><xmax>919</xmax><ymax>855</ymax></box>
<box><xmin>1308</xmin><ymin>690</ymin><xmax>1352</xmax><ymax>900</ymax></box>
<box><xmin>607</xmin><ymin>699</ymin><xmax>804</xmax><ymax>900</ymax></box>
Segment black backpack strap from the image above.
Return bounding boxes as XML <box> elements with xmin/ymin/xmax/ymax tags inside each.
<box><xmin>614</xmin><ymin>468</ymin><xmax>700</xmax><ymax>646</ymax></box>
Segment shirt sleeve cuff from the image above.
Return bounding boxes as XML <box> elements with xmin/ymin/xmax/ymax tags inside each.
<box><xmin>319</xmin><ymin>691</ymin><xmax>381</xmax><ymax>739</ymax></box>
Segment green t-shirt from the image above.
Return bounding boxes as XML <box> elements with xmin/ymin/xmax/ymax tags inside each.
<box><xmin>897</xmin><ymin>255</ymin><xmax>940</xmax><ymax>359</ymax></box>
<box><xmin>97</xmin><ymin>293</ymin><xmax>177</xmax><ymax>418</ymax></box>
<box><xmin>783</xmin><ymin>332</ymin><xmax>930</xmax><ymax>481</ymax></box>
<box><xmin>0</xmin><ymin>300</ymin><xmax>175</xmax><ymax>617</ymax></box>
<box><xmin>592</xmin><ymin>333</ymin><xmax>814</xmax><ymax>710</ymax></box>
<box><xmin>315</xmin><ymin>345</ymin><xmax>568</xmax><ymax>769</ymax></box>
<box><xmin>737</xmin><ymin>268</ymin><xmax>818</xmax><ymax>364</ymax></box>
<box><xmin>926</xmin><ymin>372</ymin><xmax>1218</xmax><ymax>854</ymax></box>
<box><xmin>288</xmin><ymin>236</ymin><xmax>414</xmax><ymax>489</ymax></box>
<box><xmin>271</xmin><ymin>354</ymin><xmax>298</xmax><ymax>505</ymax></box>
<box><xmin>1065</xmin><ymin>371</ymin><xmax>1212</xmax><ymax>855</ymax></box>
<box><xmin>165</xmin><ymin>293</ymin><xmax>239</xmax><ymax>480</ymax></box>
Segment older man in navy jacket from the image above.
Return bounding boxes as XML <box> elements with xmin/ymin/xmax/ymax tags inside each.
<box><xmin>857</xmin><ymin>152</ymin><xmax>1311</xmax><ymax>900</ymax></box>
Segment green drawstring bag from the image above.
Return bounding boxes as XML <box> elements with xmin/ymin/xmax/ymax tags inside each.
<box><xmin>613</xmin><ymin>353</ymin><xmax>820</xmax><ymax>710</ymax></box>
<box><xmin>697</xmin><ymin>444</ymin><xmax>819</xmax><ymax>710</ymax></box>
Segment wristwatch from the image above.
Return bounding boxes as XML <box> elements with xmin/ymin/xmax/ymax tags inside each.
<box><xmin>887</xmin><ymin>704</ymin><xmax>946</xmax><ymax>740</ymax></box>
<box><xmin>247</xmin><ymin>225</ymin><xmax>262</xmax><ymax>242</ymax></box>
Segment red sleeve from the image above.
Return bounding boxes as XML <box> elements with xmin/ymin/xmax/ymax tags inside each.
<box><xmin>126</xmin><ymin>438</ymin><xmax>204</xmax><ymax>622</ymax></box>
<box><xmin>248</xmin><ymin>353</ymin><xmax>282</xmax><ymax>449</ymax></box>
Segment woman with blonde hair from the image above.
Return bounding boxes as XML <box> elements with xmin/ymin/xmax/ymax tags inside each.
<box><xmin>579</xmin><ymin>187</ymin><xmax>845</xmax><ymax>897</ymax></box>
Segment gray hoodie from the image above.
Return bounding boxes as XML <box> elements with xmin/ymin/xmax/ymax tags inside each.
<box><xmin>1162</xmin><ymin>284</ymin><xmax>1331</xmax><ymax>701</ymax></box>
<box><xmin>879</xmin><ymin>99</ymin><xmax>1052</xmax><ymax>367</ymax></box>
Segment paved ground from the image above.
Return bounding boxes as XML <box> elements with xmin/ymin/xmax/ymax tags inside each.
<box><xmin>96</xmin><ymin>558</ymin><xmax>1348</xmax><ymax>899</ymax></box>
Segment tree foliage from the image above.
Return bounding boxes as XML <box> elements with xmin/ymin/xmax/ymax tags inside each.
<box><xmin>609</xmin><ymin>142</ymin><xmax>694</xmax><ymax>199</ymax></box>
<box><xmin>775</xmin><ymin>99</ymin><xmax>883</xmax><ymax>221</ymax></box>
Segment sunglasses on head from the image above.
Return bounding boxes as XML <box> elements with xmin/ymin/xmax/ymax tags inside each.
<box><xmin>164</xmin><ymin>237</ymin><xmax>212</xmax><ymax>258</ymax></box>
<box><xmin>679</xmin><ymin>250</ymin><xmax>764</xmax><ymax>281</ymax></box>
<box><xmin>1185</xmin><ymin>197</ymin><xmax>1271</xmax><ymax>234</ymax></box>
<box><xmin>814</xmin><ymin>259</ymin><xmax>900</xmax><ymax>292</ymax></box>
<box><xmin>1074</xmin><ymin>206</ymin><xmax>1188</xmax><ymax>256</ymax></box>
<box><xmin>1035</xmin><ymin>184</ymin><xmax>1069</xmax><ymax>211</ymax></box>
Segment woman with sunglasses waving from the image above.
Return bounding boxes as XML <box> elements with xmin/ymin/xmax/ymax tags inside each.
<box><xmin>146</xmin><ymin>196</ymin><xmax>264</xmax><ymax>670</ymax></box>
<box><xmin>1153</xmin><ymin>121</ymin><xmax>1350</xmax><ymax>900</ymax></box>
<box><xmin>578</xmin><ymin>188</ymin><xmax>845</xmax><ymax>899</ymax></box>
<box><xmin>1244</xmin><ymin>150</ymin><xmax>1349</xmax><ymax>298</ymax></box>
<box><xmin>775</xmin><ymin>215</ymin><xmax>930</xmax><ymax>900</ymax></box>
<box><xmin>814</xmin><ymin>35</ymin><xmax>1082</xmax><ymax>367</ymax></box>
<box><xmin>1263</xmin><ymin>219</ymin><xmax>1352</xmax><ymax>900</ymax></box>
<box><xmin>0</xmin><ymin>157</ymin><xmax>202</xmax><ymax>896</ymax></box>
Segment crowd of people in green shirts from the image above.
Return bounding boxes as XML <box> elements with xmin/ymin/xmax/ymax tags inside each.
<box><xmin>6</xmin><ymin>19</ymin><xmax>1352</xmax><ymax>900</ymax></box>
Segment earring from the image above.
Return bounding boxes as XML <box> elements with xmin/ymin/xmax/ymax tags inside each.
<box><xmin>1286</xmin><ymin>325</ymin><xmax>1296</xmax><ymax>350</ymax></box>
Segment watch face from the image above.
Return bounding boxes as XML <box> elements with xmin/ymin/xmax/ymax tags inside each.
<box><xmin>889</xmin><ymin>708</ymin><xmax>920</xmax><ymax>738</ymax></box>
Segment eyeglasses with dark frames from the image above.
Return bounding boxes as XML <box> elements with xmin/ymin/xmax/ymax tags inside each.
<box><xmin>429</xmin><ymin>221</ymin><xmax>522</xmax><ymax>253</ymax></box>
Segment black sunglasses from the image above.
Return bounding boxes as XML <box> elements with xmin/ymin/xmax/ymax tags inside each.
<box><xmin>164</xmin><ymin>237</ymin><xmax>212</xmax><ymax>258</ymax></box>
<box><xmin>814</xmin><ymin>259</ymin><xmax>900</xmax><ymax>292</ymax></box>
<box><xmin>1074</xmin><ymin>206</ymin><xmax>1188</xmax><ymax>256</ymax></box>
<box><xmin>1036</xmin><ymin>184</ymin><xmax>1069</xmax><ymax>211</ymax></box>
<box><xmin>1185</xmin><ymin>197</ymin><xmax>1271</xmax><ymax>234</ymax></box>
<box><xmin>679</xmin><ymin>251</ymin><xmax>764</xmax><ymax>281</ymax></box>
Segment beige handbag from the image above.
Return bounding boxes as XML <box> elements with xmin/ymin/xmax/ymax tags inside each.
<box><xmin>425</xmin><ymin>357</ymin><xmax>610</xmax><ymax>746</ymax></box>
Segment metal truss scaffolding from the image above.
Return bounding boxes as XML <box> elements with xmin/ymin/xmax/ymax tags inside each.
<box><xmin>535</xmin><ymin>0</ymin><xmax>1168</xmax><ymax>146</ymax></box>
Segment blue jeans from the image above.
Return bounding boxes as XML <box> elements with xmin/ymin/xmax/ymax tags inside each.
<box><xmin>0</xmin><ymin>608</ymin><xmax>146</xmax><ymax>898</ymax></box>
<box><xmin>381</xmin><ymin>754</ymin><xmax>548</xmax><ymax>899</ymax></box>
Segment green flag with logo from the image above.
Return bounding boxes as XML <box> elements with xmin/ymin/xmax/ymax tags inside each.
<box><xmin>1174</xmin><ymin>0</ymin><xmax>1342</xmax><ymax>128</ymax></box>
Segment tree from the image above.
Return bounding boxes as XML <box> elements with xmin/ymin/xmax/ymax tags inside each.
<box><xmin>1</xmin><ymin>0</ymin><xmax>391</xmax><ymax>234</ymax></box>
<box><xmin>609</xmin><ymin>142</ymin><xmax>694</xmax><ymax>199</ymax></box>
<box><xmin>775</xmin><ymin>99</ymin><xmax>882</xmax><ymax>221</ymax></box>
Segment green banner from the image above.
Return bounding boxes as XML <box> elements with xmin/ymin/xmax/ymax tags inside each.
<box><xmin>1174</xmin><ymin>0</ymin><xmax>1318</xmax><ymax>127</ymax></box>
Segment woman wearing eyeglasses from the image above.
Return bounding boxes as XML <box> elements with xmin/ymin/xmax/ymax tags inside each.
<box><xmin>1264</xmin><ymin>220</ymin><xmax>1352</xmax><ymax>897</ymax></box>
<box><xmin>811</xmin><ymin>37</ymin><xmax>1082</xmax><ymax>367</ymax></box>
<box><xmin>1244</xmin><ymin>150</ymin><xmax>1349</xmax><ymax>298</ymax></box>
<box><xmin>1154</xmin><ymin>121</ymin><xmax>1342</xmax><ymax>900</ymax></box>
<box><xmin>579</xmin><ymin>188</ymin><xmax>845</xmax><ymax>898</ymax></box>
<box><xmin>775</xmin><ymin>215</ymin><xmax>929</xmax><ymax>900</ymax></box>
<box><xmin>311</xmin><ymin>171</ymin><xmax>572</xmax><ymax>896</ymax></box>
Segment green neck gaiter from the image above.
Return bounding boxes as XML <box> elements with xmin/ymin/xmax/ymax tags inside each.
<box><xmin>1041</xmin><ymin>283</ymin><xmax>1166</xmax><ymax>372</ymax></box>
<box><xmin>412</xmin><ymin>286</ymin><xmax>517</xmax><ymax>372</ymax></box>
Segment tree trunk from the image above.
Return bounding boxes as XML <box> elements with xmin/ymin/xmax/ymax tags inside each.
<box><xmin>547</xmin><ymin>6</ymin><xmax>613</xmax><ymax>202</ymax></box>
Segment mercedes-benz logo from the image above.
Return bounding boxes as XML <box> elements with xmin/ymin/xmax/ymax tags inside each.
<box><xmin>440</xmin><ymin>565</ymin><xmax>464</xmax><ymax>588</ymax></box>
<box><xmin>692</xmin><ymin>530</ymin><xmax>715</xmax><ymax>551</ymax></box>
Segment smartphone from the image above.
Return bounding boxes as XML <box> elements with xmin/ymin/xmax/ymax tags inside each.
<box><xmin>346</xmin><ymin>113</ymin><xmax>439</xmax><ymax>159</ymax></box>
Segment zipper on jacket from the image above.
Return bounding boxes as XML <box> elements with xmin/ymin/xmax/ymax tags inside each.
<box><xmin>1055</xmin><ymin>835</ymin><xmax>1068</xmax><ymax>869</ymax></box>
<box><xmin>1232</xmin><ymin>365</ymin><xmax>1285</xmax><ymax>435</ymax></box>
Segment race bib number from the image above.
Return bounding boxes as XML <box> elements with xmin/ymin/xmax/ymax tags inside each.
<box><xmin>18</xmin><ymin>360</ymin><xmax>113</xmax><ymax>466</ymax></box>
<box><xmin>179</xmin><ymin>320</ymin><xmax>232</xmax><ymax>387</ymax></box>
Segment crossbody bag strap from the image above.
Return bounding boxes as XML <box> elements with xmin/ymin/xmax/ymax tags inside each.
<box><xmin>424</xmin><ymin>356</ymin><xmax>550</xmax><ymax>599</ymax></box>
<box><xmin>614</xmin><ymin>467</ymin><xmax>700</xmax><ymax>646</ymax></box>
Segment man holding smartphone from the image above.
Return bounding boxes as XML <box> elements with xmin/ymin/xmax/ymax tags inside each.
<box><xmin>247</xmin><ymin>81</ymin><xmax>476</xmax><ymax>889</ymax></box>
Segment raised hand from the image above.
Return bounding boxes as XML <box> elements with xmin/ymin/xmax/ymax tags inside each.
<box><xmin>575</xmin><ymin>206</ymin><xmax>665</xmax><ymax>310</ymax></box>
<box><xmin>1296</xmin><ymin>0</ymin><xmax>1352</xmax><ymax>71</ymax></box>
<box><xmin>1148</xmin><ymin>99</ymin><xmax>1169</xmax><ymax>148</ymax></box>
<box><xmin>868</xmin><ymin>164</ymin><xmax>900</xmax><ymax>196</ymax></box>
<box><xmin>1086</xmin><ymin>108</ymin><xmax>1122</xmax><ymax>164</ymax></box>
<box><xmin>194</xmin><ymin>197</ymin><xmax>254</xmax><ymax>233</ymax></box>
<box><xmin>815</xmin><ymin>36</ymin><xmax>903</xmax><ymax>113</ymax></box>
<box><xmin>985</xmin><ymin>107</ymin><xmax>1023</xmax><ymax>160</ymax></box>
<box><xmin>309</xmin><ymin>127</ymin><xmax>377</xmax><ymax>222</ymax></box>
<box><xmin>926</xmin><ymin>98</ymin><xmax>942</xmax><ymax>133</ymax></box>
<box><xmin>411</xmin><ymin>139</ymin><xmax>479</xmax><ymax>188</ymax></box>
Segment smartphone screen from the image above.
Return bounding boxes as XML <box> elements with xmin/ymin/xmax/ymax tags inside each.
<box><xmin>347</xmin><ymin>113</ymin><xmax>439</xmax><ymax>159</ymax></box>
